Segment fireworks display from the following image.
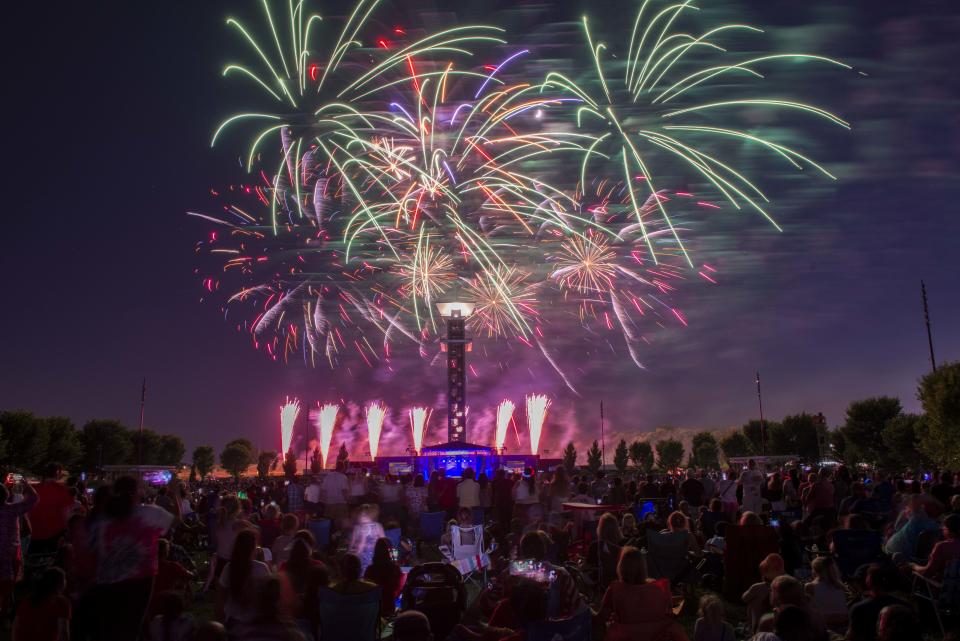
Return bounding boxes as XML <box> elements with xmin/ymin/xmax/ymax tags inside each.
<box><xmin>409</xmin><ymin>406</ymin><xmax>430</xmax><ymax>455</ymax></box>
<box><xmin>279</xmin><ymin>397</ymin><xmax>300</xmax><ymax>454</ymax></box>
<box><xmin>525</xmin><ymin>394</ymin><xmax>551</xmax><ymax>455</ymax></box>
<box><xmin>312</xmin><ymin>403</ymin><xmax>340</xmax><ymax>467</ymax></box>
<box><xmin>495</xmin><ymin>400</ymin><xmax>515</xmax><ymax>451</ymax></box>
<box><xmin>365</xmin><ymin>402</ymin><xmax>387</xmax><ymax>459</ymax></box>
<box><xmin>193</xmin><ymin>0</ymin><xmax>852</xmax><ymax>392</ymax></box>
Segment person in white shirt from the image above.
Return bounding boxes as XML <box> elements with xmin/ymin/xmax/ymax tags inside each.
<box><xmin>739</xmin><ymin>459</ymin><xmax>765</xmax><ymax>514</ymax></box>
<box><xmin>321</xmin><ymin>463</ymin><xmax>350</xmax><ymax>529</ymax></box>
<box><xmin>304</xmin><ymin>477</ymin><xmax>323</xmax><ymax>516</ymax></box>
<box><xmin>217</xmin><ymin>530</ymin><xmax>272</xmax><ymax>625</ymax></box>
<box><xmin>456</xmin><ymin>468</ymin><xmax>481</xmax><ymax>510</ymax></box>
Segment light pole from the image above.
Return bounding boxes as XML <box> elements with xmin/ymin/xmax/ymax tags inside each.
<box><xmin>437</xmin><ymin>301</ymin><xmax>475</xmax><ymax>444</ymax></box>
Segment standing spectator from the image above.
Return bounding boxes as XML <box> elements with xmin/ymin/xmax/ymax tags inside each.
<box><xmin>436</xmin><ymin>469</ymin><xmax>457</xmax><ymax>517</ymax></box>
<box><xmin>12</xmin><ymin>567</ymin><xmax>71</xmax><ymax>641</ymax></box>
<box><xmin>92</xmin><ymin>475</ymin><xmax>179</xmax><ymax>641</ymax></box>
<box><xmin>348</xmin><ymin>471</ymin><xmax>368</xmax><ymax>507</ymax></box>
<box><xmin>802</xmin><ymin>470</ymin><xmax>836</xmax><ymax>529</ymax></box>
<box><xmin>349</xmin><ymin>504</ymin><xmax>384</xmax><ymax>574</ymax></box>
<box><xmin>739</xmin><ymin>460</ymin><xmax>765</xmax><ymax>514</ymax></box>
<box><xmin>405</xmin><ymin>475</ymin><xmax>428</xmax><ymax>520</ymax></box>
<box><xmin>492</xmin><ymin>469</ymin><xmax>514</xmax><ymax>528</ymax></box>
<box><xmin>591</xmin><ymin>472</ymin><xmax>610</xmax><ymax>500</ymax></box>
<box><xmin>322</xmin><ymin>462</ymin><xmax>350</xmax><ymax>529</ymax></box>
<box><xmin>717</xmin><ymin>470</ymin><xmax>739</xmax><ymax>521</ymax></box>
<box><xmin>478</xmin><ymin>472</ymin><xmax>493</xmax><ymax>515</ymax></box>
<box><xmin>513</xmin><ymin>470</ymin><xmax>539</xmax><ymax>524</ymax></box>
<box><xmin>364</xmin><ymin>537</ymin><xmax>403</xmax><ymax>616</ymax></box>
<box><xmin>681</xmin><ymin>470</ymin><xmax>706</xmax><ymax>508</ymax></box>
<box><xmin>286</xmin><ymin>478</ymin><xmax>305</xmax><ymax>514</ymax></box>
<box><xmin>28</xmin><ymin>464</ymin><xmax>74</xmax><ymax>556</ymax></box>
<box><xmin>0</xmin><ymin>479</ymin><xmax>37</xmax><ymax>615</ymax></box>
<box><xmin>303</xmin><ymin>476</ymin><xmax>322</xmax><ymax>516</ymax></box>
<box><xmin>456</xmin><ymin>468</ymin><xmax>481</xmax><ymax>511</ymax></box>
<box><xmin>699</xmin><ymin>471</ymin><xmax>716</xmax><ymax>502</ymax></box>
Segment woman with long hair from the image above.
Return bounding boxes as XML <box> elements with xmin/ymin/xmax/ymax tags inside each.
<box><xmin>593</xmin><ymin>546</ymin><xmax>689</xmax><ymax>641</ymax></box>
<box><xmin>214</xmin><ymin>495</ymin><xmax>244</xmax><ymax>579</ymax></box>
<box><xmin>217</xmin><ymin>529</ymin><xmax>272</xmax><ymax>627</ymax></box>
<box><xmin>804</xmin><ymin>556</ymin><xmax>848</xmax><ymax>629</ymax></box>
<box><xmin>364</xmin><ymin>537</ymin><xmax>403</xmax><ymax>615</ymax></box>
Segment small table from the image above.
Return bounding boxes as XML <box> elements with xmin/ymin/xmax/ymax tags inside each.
<box><xmin>562</xmin><ymin>502</ymin><xmax>626</xmax><ymax>512</ymax></box>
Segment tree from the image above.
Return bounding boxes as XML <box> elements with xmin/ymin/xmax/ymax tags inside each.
<box><xmin>841</xmin><ymin>397</ymin><xmax>902</xmax><ymax>465</ymax></box>
<box><xmin>80</xmin><ymin>420</ymin><xmax>132</xmax><ymax>472</ymax></box>
<box><xmin>741</xmin><ymin>420</ymin><xmax>766</xmax><ymax>455</ymax></box>
<box><xmin>336</xmin><ymin>443</ymin><xmax>349</xmax><ymax>470</ymax></box>
<box><xmin>882</xmin><ymin>414</ymin><xmax>931</xmax><ymax>470</ymax></box>
<box><xmin>192</xmin><ymin>445</ymin><xmax>215</xmax><ymax>478</ymax></box>
<box><xmin>189</xmin><ymin>464</ymin><xmax>198</xmax><ymax>483</ymax></box>
<box><xmin>628</xmin><ymin>440</ymin><xmax>654</xmax><ymax>473</ymax></box>
<box><xmin>0</xmin><ymin>411</ymin><xmax>50</xmax><ymax>473</ymax></box>
<box><xmin>157</xmin><ymin>435</ymin><xmax>186</xmax><ymax>466</ymax></box>
<box><xmin>613</xmin><ymin>439</ymin><xmax>629</xmax><ymax>474</ymax></box>
<box><xmin>127</xmin><ymin>428</ymin><xmax>162</xmax><ymax>465</ymax></box>
<box><xmin>917</xmin><ymin>361</ymin><xmax>960</xmax><ymax>468</ymax></box>
<box><xmin>257</xmin><ymin>450</ymin><xmax>278</xmax><ymax>478</ymax></box>
<box><xmin>562</xmin><ymin>442</ymin><xmax>577</xmax><ymax>473</ymax></box>
<box><xmin>655</xmin><ymin>439</ymin><xmax>684</xmax><ymax>470</ymax></box>
<box><xmin>768</xmin><ymin>413</ymin><xmax>824</xmax><ymax>461</ymax></box>
<box><xmin>586</xmin><ymin>440</ymin><xmax>602</xmax><ymax>474</ymax></box>
<box><xmin>220</xmin><ymin>439</ymin><xmax>256</xmax><ymax>480</ymax></box>
<box><xmin>691</xmin><ymin>432</ymin><xmax>720</xmax><ymax>469</ymax></box>
<box><xmin>283</xmin><ymin>450</ymin><xmax>299</xmax><ymax>478</ymax></box>
<box><xmin>719</xmin><ymin>431</ymin><xmax>753</xmax><ymax>461</ymax></box>
<box><xmin>43</xmin><ymin>416</ymin><xmax>84</xmax><ymax>472</ymax></box>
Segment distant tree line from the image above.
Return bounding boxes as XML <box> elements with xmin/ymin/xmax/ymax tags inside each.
<box><xmin>0</xmin><ymin>410</ymin><xmax>187</xmax><ymax>475</ymax></box>
<box><xmin>561</xmin><ymin>361</ymin><xmax>960</xmax><ymax>473</ymax></box>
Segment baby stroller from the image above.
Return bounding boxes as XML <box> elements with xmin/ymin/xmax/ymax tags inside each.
<box><xmin>401</xmin><ymin>562</ymin><xmax>467</xmax><ymax>641</ymax></box>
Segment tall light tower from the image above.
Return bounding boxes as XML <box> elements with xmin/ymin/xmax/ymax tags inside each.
<box><xmin>437</xmin><ymin>301</ymin><xmax>475</xmax><ymax>443</ymax></box>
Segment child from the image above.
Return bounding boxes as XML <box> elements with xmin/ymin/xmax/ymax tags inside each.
<box><xmin>694</xmin><ymin>594</ymin><xmax>735</xmax><ymax>641</ymax></box>
<box><xmin>13</xmin><ymin>567</ymin><xmax>71</xmax><ymax>641</ymax></box>
<box><xmin>741</xmin><ymin>553</ymin><xmax>785</xmax><ymax>634</ymax></box>
<box><xmin>804</xmin><ymin>556</ymin><xmax>848</xmax><ymax>630</ymax></box>
<box><xmin>147</xmin><ymin>591</ymin><xmax>194</xmax><ymax>641</ymax></box>
<box><xmin>349</xmin><ymin>504</ymin><xmax>385</xmax><ymax>574</ymax></box>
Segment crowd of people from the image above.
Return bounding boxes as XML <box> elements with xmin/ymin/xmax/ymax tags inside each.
<box><xmin>0</xmin><ymin>458</ymin><xmax>959</xmax><ymax>641</ymax></box>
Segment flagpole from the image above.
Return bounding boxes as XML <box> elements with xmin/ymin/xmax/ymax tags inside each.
<box><xmin>138</xmin><ymin>378</ymin><xmax>146</xmax><ymax>467</ymax></box>
<box><xmin>600</xmin><ymin>401</ymin><xmax>606</xmax><ymax>469</ymax></box>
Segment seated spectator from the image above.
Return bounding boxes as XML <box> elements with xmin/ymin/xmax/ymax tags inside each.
<box><xmin>723</xmin><ymin>512</ymin><xmax>781</xmax><ymax>601</ymax></box>
<box><xmin>694</xmin><ymin>594</ymin><xmax>734</xmax><ymax>641</ymax></box>
<box><xmin>281</xmin><ymin>537</ymin><xmax>326</xmax><ymax>604</ymax></box>
<box><xmin>884</xmin><ymin>497</ymin><xmax>939</xmax><ymax>558</ymax></box>
<box><xmin>258</xmin><ymin>504</ymin><xmax>282</xmax><ymax>548</ymax></box>
<box><xmin>840</xmin><ymin>482</ymin><xmax>867</xmax><ymax>516</ymax></box>
<box><xmin>777</xmin><ymin>519</ymin><xmax>804</xmax><ymax>577</ymax></box>
<box><xmin>271</xmin><ymin>513</ymin><xmax>300</xmax><ymax>566</ymax></box>
<box><xmin>846</xmin><ymin>564</ymin><xmax>909</xmax><ymax>641</ymax></box>
<box><xmin>663</xmin><ymin>510</ymin><xmax>702</xmax><ymax>559</ymax></box>
<box><xmin>217</xmin><ymin>529</ymin><xmax>272</xmax><ymax>626</ymax></box>
<box><xmin>699</xmin><ymin>499</ymin><xmax>728</xmax><ymax>540</ymax></box>
<box><xmin>12</xmin><ymin>567</ymin><xmax>71</xmax><ymax>641</ymax></box>
<box><xmin>742</xmin><ymin>553</ymin><xmax>785</xmax><ymax>634</ymax></box>
<box><xmin>500</xmin><ymin>531</ymin><xmax>582</xmax><ymax>620</ymax></box>
<box><xmin>364</xmin><ymin>537</ymin><xmax>403</xmax><ymax>615</ymax></box>
<box><xmin>458</xmin><ymin>578</ymin><xmax>548</xmax><ymax>641</ymax></box>
<box><xmin>330</xmin><ymin>553</ymin><xmax>378</xmax><ymax>595</ymax></box>
<box><xmin>593</xmin><ymin>546</ymin><xmax>689</xmax><ymax>641</ymax></box>
<box><xmin>229</xmin><ymin>576</ymin><xmax>304</xmax><ymax>641</ymax></box>
<box><xmin>393</xmin><ymin>610</ymin><xmax>433</xmax><ymax>641</ymax></box>
<box><xmin>757</xmin><ymin>575</ymin><xmax>827</xmax><ymax>640</ymax></box>
<box><xmin>877</xmin><ymin>604</ymin><xmax>921</xmax><ymax>641</ymax></box>
<box><xmin>147</xmin><ymin>538</ymin><xmax>195</xmax><ymax>620</ymax></box>
<box><xmin>908</xmin><ymin>512</ymin><xmax>960</xmax><ymax>580</ymax></box>
<box><xmin>146</xmin><ymin>591</ymin><xmax>194</xmax><ymax>641</ymax></box>
<box><xmin>804</xmin><ymin>556</ymin><xmax>848</xmax><ymax>629</ymax></box>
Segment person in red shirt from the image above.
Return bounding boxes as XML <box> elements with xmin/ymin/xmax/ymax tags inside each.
<box><xmin>13</xmin><ymin>567</ymin><xmax>71</xmax><ymax>641</ymax></box>
<box><xmin>436</xmin><ymin>469</ymin><xmax>458</xmax><ymax>517</ymax></box>
<box><xmin>147</xmin><ymin>538</ymin><xmax>195</xmax><ymax>619</ymax></box>
<box><xmin>28</xmin><ymin>464</ymin><xmax>75</xmax><ymax>553</ymax></box>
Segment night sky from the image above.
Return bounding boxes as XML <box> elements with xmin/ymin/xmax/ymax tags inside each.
<box><xmin>3</xmin><ymin>0</ymin><xmax>958</xmax><ymax>458</ymax></box>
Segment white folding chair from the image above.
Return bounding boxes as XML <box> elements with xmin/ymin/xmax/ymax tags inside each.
<box><xmin>449</xmin><ymin>524</ymin><xmax>488</xmax><ymax>586</ymax></box>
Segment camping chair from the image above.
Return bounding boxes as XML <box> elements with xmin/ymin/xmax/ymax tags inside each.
<box><xmin>831</xmin><ymin>529</ymin><xmax>884</xmax><ymax>579</ymax></box>
<box><xmin>306</xmin><ymin>517</ymin><xmax>331</xmax><ymax>549</ymax></box>
<box><xmin>419</xmin><ymin>511</ymin><xmax>445</xmax><ymax>542</ymax></box>
<box><xmin>317</xmin><ymin>586</ymin><xmax>381</xmax><ymax>641</ymax></box>
<box><xmin>645</xmin><ymin>531</ymin><xmax>695</xmax><ymax>588</ymax></box>
<box><xmin>527</xmin><ymin>606</ymin><xmax>592</xmax><ymax>641</ymax></box>
<box><xmin>449</xmin><ymin>524</ymin><xmax>488</xmax><ymax>586</ymax></box>
<box><xmin>912</xmin><ymin>559</ymin><xmax>960</xmax><ymax>636</ymax></box>
<box><xmin>401</xmin><ymin>562</ymin><xmax>467</xmax><ymax>641</ymax></box>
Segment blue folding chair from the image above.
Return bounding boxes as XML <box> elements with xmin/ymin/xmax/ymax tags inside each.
<box><xmin>527</xmin><ymin>606</ymin><xmax>591</xmax><ymax>641</ymax></box>
<box><xmin>306</xmin><ymin>517</ymin><xmax>331</xmax><ymax>548</ymax></box>
<box><xmin>420</xmin><ymin>511</ymin><xmax>445</xmax><ymax>542</ymax></box>
<box><xmin>317</xmin><ymin>586</ymin><xmax>382</xmax><ymax>641</ymax></box>
<box><xmin>385</xmin><ymin>527</ymin><xmax>402</xmax><ymax>549</ymax></box>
